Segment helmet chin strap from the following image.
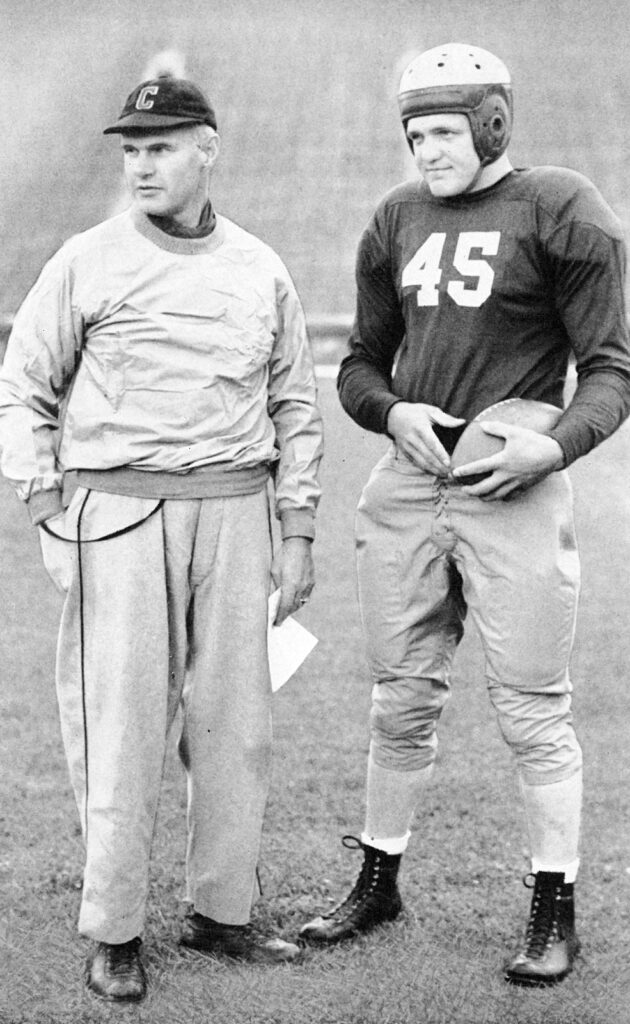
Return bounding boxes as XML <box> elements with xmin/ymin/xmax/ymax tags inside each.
<box><xmin>462</xmin><ymin>153</ymin><xmax>513</xmax><ymax>195</ymax></box>
<box><xmin>462</xmin><ymin>161</ymin><xmax>485</xmax><ymax>193</ymax></box>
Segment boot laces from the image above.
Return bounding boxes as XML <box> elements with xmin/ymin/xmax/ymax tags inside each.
<box><xmin>522</xmin><ymin>875</ymin><xmax>561</xmax><ymax>959</ymax></box>
<box><xmin>326</xmin><ymin>835</ymin><xmax>383</xmax><ymax>919</ymax></box>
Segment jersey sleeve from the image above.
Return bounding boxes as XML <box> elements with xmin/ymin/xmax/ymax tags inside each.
<box><xmin>544</xmin><ymin>189</ymin><xmax>630</xmax><ymax>464</ymax></box>
<box><xmin>337</xmin><ymin>204</ymin><xmax>406</xmax><ymax>433</ymax></box>
<box><xmin>267</xmin><ymin>263</ymin><xmax>323</xmax><ymax>540</ymax></box>
<box><xmin>0</xmin><ymin>246</ymin><xmax>83</xmax><ymax>514</ymax></box>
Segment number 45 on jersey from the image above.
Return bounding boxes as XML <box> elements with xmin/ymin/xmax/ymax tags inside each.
<box><xmin>402</xmin><ymin>231</ymin><xmax>500</xmax><ymax>308</ymax></box>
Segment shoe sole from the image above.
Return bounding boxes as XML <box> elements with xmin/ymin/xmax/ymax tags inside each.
<box><xmin>86</xmin><ymin>980</ymin><xmax>146</xmax><ymax>1003</ymax></box>
<box><xmin>504</xmin><ymin>969</ymin><xmax>571</xmax><ymax>987</ymax></box>
<box><xmin>504</xmin><ymin>958</ymin><xmax>577</xmax><ymax>987</ymax></box>
<box><xmin>180</xmin><ymin>935</ymin><xmax>302</xmax><ymax>964</ymax></box>
<box><xmin>299</xmin><ymin>907</ymin><xmax>403</xmax><ymax>946</ymax></box>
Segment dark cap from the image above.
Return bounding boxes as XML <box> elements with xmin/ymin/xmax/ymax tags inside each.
<box><xmin>103</xmin><ymin>76</ymin><xmax>217</xmax><ymax>134</ymax></box>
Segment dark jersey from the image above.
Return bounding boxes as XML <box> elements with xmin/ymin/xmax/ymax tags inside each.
<box><xmin>338</xmin><ymin>167</ymin><xmax>630</xmax><ymax>465</ymax></box>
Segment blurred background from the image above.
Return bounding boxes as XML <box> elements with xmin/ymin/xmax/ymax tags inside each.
<box><xmin>2</xmin><ymin>0</ymin><xmax>629</xmax><ymax>332</ymax></box>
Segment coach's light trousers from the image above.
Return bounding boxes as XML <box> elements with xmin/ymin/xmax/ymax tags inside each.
<box><xmin>357</xmin><ymin>446</ymin><xmax>582</xmax><ymax>786</ymax></box>
<box><xmin>39</xmin><ymin>487</ymin><xmax>273</xmax><ymax>944</ymax></box>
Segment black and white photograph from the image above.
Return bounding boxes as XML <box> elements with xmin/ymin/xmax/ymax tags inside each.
<box><xmin>1</xmin><ymin>1</ymin><xmax>629</xmax><ymax>1021</ymax></box>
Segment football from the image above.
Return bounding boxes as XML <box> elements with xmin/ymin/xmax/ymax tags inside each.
<box><xmin>451</xmin><ymin>398</ymin><xmax>563</xmax><ymax>485</ymax></box>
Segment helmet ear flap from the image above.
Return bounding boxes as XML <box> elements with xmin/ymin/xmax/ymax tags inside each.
<box><xmin>472</xmin><ymin>89</ymin><xmax>512</xmax><ymax>164</ymax></box>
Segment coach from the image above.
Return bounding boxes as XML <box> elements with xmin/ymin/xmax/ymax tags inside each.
<box><xmin>0</xmin><ymin>75</ymin><xmax>322</xmax><ymax>1001</ymax></box>
<box><xmin>300</xmin><ymin>43</ymin><xmax>630</xmax><ymax>986</ymax></box>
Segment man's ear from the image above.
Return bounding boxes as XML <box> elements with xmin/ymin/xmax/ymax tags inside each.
<box><xmin>204</xmin><ymin>132</ymin><xmax>221</xmax><ymax>169</ymax></box>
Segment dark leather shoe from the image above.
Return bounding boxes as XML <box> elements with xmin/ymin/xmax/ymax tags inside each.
<box><xmin>180</xmin><ymin>910</ymin><xmax>301</xmax><ymax>963</ymax></box>
<box><xmin>505</xmin><ymin>872</ymin><xmax>580</xmax><ymax>986</ymax></box>
<box><xmin>87</xmin><ymin>936</ymin><xmax>146</xmax><ymax>1002</ymax></box>
<box><xmin>300</xmin><ymin>836</ymin><xmax>403</xmax><ymax>945</ymax></box>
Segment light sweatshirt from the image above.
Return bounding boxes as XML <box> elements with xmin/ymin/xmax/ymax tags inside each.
<box><xmin>0</xmin><ymin>207</ymin><xmax>323</xmax><ymax>538</ymax></box>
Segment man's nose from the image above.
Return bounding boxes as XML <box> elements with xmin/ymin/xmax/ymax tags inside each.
<box><xmin>417</xmin><ymin>137</ymin><xmax>441</xmax><ymax>162</ymax></box>
<box><xmin>134</xmin><ymin>152</ymin><xmax>154</xmax><ymax>177</ymax></box>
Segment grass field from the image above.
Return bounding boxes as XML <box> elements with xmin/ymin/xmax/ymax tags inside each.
<box><xmin>2</xmin><ymin>1</ymin><xmax>630</xmax><ymax>1021</ymax></box>
<box><xmin>1</xmin><ymin>380</ymin><xmax>630</xmax><ymax>1024</ymax></box>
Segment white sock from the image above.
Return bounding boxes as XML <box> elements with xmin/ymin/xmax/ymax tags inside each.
<box><xmin>361</xmin><ymin>830</ymin><xmax>411</xmax><ymax>856</ymax></box>
<box><xmin>364</xmin><ymin>755</ymin><xmax>433</xmax><ymax>842</ymax></box>
<box><xmin>520</xmin><ymin>770</ymin><xmax>582</xmax><ymax>879</ymax></box>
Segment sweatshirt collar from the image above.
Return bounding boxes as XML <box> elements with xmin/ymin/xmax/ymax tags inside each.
<box><xmin>131</xmin><ymin>206</ymin><xmax>225</xmax><ymax>254</ymax></box>
<box><xmin>147</xmin><ymin>199</ymin><xmax>216</xmax><ymax>239</ymax></box>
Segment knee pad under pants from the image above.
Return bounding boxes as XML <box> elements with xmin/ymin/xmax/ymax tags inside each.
<box><xmin>369</xmin><ymin>677</ymin><xmax>450</xmax><ymax>772</ymax></box>
<box><xmin>487</xmin><ymin>682</ymin><xmax>582</xmax><ymax>785</ymax></box>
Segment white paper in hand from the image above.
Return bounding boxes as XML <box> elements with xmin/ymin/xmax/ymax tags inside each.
<box><xmin>268</xmin><ymin>590</ymin><xmax>318</xmax><ymax>692</ymax></box>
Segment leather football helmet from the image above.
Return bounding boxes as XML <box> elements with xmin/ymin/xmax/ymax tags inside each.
<box><xmin>398</xmin><ymin>43</ymin><xmax>513</xmax><ymax>165</ymax></box>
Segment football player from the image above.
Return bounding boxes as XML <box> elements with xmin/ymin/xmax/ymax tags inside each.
<box><xmin>300</xmin><ymin>43</ymin><xmax>630</xmax><ymax>985</ymax></box>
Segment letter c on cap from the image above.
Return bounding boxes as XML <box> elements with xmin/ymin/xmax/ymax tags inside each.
<box><xmin>136</xmin><ymin>85</ymin><xmax>159</xmax><ymax>111</ymax></box>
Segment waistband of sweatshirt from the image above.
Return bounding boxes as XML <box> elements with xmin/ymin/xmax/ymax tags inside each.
<box><xmin>74</xmin><ymin>463</ymin><xmax>270</xmax><ymax>500</ymax></box>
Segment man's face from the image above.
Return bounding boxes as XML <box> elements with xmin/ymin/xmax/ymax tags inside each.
<box><xmin>406</xmin><ymin>113</ymin><xmax>482</xmax><ymax>197</ymax></box>
<box><xmin>121</xmin><ymin>125</ymin><xmax>217</xmax><ymax>224</ymax></box>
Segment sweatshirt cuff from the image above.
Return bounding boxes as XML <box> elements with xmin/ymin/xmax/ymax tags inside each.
<box><xmin>382</xmin><ymin>397</ymin><xmax>404</xmax><ymax>437</ymax></box>
<box><xmin>546</xmin><ymin>430</ymin><xmax>571</xmax><ymax>467</ymax></box>
<box><xmin>279</xmin><ymin>508</ymin><xmax>316</xmax><ymax>541</ymax></box>
<box><xmin>27</xmin><ymin>488</ymin><xmax>64</xmax><ymax>526</ymax></box>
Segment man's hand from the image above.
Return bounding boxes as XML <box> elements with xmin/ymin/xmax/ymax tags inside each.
<box><xmin>387</xmin><ymin>402</ymin><xmax>466</xmax><ymax>475</ymax></box>
<box><xmin>271</xmin><ymin>536</ymin><xmax>315</xmax><ymax>625</ymax></box>
<box><xmin>452</xmin><ymin>421</ymin><xmax>565</xmax><ymax>501</ymax></box>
